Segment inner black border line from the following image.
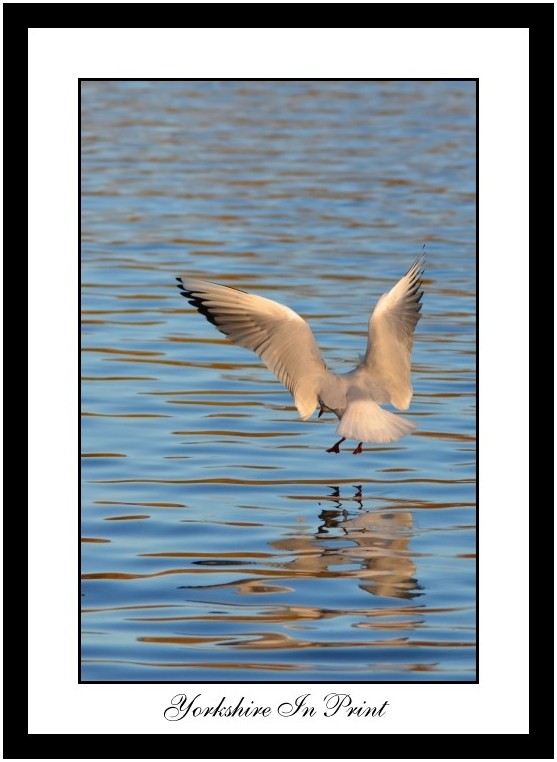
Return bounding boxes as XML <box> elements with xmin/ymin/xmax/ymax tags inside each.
<box><xmin>79</xmin><ymin>77</ymin><xmax>479</xmax><ymax>687</ymax></box>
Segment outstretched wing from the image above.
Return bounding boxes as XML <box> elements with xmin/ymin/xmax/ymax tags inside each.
<box><xmin>177</xmin><ymin>278</ymin><xmax>328</xmax><ymax>419</ymax></box>
<box><xmin>362</xmin><ymin>258</ymin><xmax>424</xmax><ymax>410</ymax></box>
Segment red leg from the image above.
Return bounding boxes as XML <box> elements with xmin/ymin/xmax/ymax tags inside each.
<box><xmin>326</xmin><ymin>437</ymin><xmax>345</xmax><ymax>453</ymax></box>
<box><xmin>352</xmin><ymin>442</ymin><xmax>363</xmax><ymax>455</ymax></box>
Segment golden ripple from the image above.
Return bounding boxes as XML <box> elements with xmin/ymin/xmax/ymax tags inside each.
<box><xmin>139</xmin><ymin>551</ymin><xmax>272</xmax><ymax>559</ymax></box>
<box><xmin>379</xmin><ymin>467</ymin><xmax>415</xmax><ymax>473</ymax></box>
<box><xmin>82</xmin><ymin>347</ymin><xmax>164</xmax><ymax>356</ymax></box>
<box><xmin>95</xmin><ymin>500</ymin><xmax>185</xmax><ymax>508</ymax></box>
<box><xmin>380</xmin><ymin>177</ymin><xmax>412</xmax><ymax>186</ymax></box>
<box><xmin>81</xmin><ymin>320</ymin><xmax>164</xmax><ymax>326</ymax></box>
<box><xmin>414</xmin><ymin>431</ymin><xmax>476</xmax><ymax>442</ymax></box>
<box><xmin>92</xmin><ymin>476</ymin><xmax>474</xmax><ymax>486</ymax></box>
<box><xmin>82</xmin><ymin>604</ymin><xmax>181</xmax><ymax>614</ymax></box>
<box><xmin>82</xmin><ymin>412</ymin><xmax>170</xmax><ymax>418</ymax></box>
<box><xmin>103</xmin><ymin>515</ymin><xmax>150</xmax><ymax>522</ymax></box>
<box><xmin>145</xmin><ymin>389</ymin><xmax>270</xmax><ymax>396</ymax></box>
<box><xmin>116</xmin><ymin>294</ymin><xmax>170</xmax><ymax>300</ymax></box>
<box><xmin>169</xmin><ymin>238</ymin><xmax>225</xmax><ymax>246</ymax></box>
<box><xmin>81</xmin><ymin>452</ymin><xmax>126</xmax><ymax>458</ymax></box>
<box><xmin>138</xmin><ymin>635</ymin><xmax>223</xmax><ymax>645</ymax></box>
<box><xmin>172</xmin><ymin>429</ymin><xmax>299</xmax><ymax>438</ymax></box>
<box><xmin>81</xmin><ymin>659</ymin><xmax>300</xmax><ymax>671</ymax></box>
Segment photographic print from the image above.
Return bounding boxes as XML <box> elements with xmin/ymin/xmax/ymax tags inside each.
<box><xmin>80</xmin><ymin>79</ymin><xmax>476</xmax><ymax>683</ymax></box>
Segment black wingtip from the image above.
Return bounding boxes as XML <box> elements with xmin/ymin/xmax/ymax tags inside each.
<box><xmin>406</xmin><ymin>255</ymin><xmax>426</xmax><ymax>280</ymax></box>
<box><xmin>175</xmin><ymin>281</ymin><xmax>221</xmax><ymax>329</ymax></box>
<box><xmin>176</xmin><ymin>277</ymin><xmax>191</xmax><ymax>298</ymax></box>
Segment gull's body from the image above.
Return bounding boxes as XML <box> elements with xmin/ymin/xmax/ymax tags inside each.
<box><xmin>177</xmin><ymin>258</ymin><xmax>424</xmax><ymax>454</ymax></box>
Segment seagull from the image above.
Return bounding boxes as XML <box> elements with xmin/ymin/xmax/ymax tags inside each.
<box><xmin>177</xmin><ymin>258</ymin><xmax>424</xmax><ymax>454</ymax></box>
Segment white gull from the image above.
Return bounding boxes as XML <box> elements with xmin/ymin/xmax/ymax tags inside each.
<box><xmin>177</xmin><ymin>258</ymin><xmax>424</xmax><ymax>454</ymax></box>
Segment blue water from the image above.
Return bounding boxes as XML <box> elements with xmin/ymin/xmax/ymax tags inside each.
<box><xmin>81</xmin><ymin>80</ymin><xmax>476</xmax><ymax>682</ymax></box>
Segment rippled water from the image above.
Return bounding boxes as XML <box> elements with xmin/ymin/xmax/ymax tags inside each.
<box><xmin>81</xmin><ymin>80</ymin><xmax>476</xmax><ymax>682</ymax></box>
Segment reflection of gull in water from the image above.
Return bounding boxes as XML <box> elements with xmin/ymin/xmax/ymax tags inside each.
<box><xmin>273</xmin><ymin>486</ymin><xmax>420</xmax><ymax>600</ymax></box>
<box><xmin>177</xmin><ymin>258</ymin><xmax>424</xmax><ymax>454</ymax></box>
<box><xmin>176</xmin><ymin>488</ymin><xmax>419</xmax><ymax>602</ymax></box>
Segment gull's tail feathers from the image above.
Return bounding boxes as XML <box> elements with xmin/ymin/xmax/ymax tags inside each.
<box><xmin>336</xmin><ymin>393</ymin><xmax>416</xmax><ymax>444</ymax></box>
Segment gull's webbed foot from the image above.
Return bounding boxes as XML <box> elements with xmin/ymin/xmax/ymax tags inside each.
<box><xmin>326</xmin><ymin>437</ymin><xmax>346</xmax><ymax>454</ymax></box>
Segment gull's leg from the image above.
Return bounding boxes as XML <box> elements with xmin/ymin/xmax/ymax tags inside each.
<box><xmin>352</xmin><ymin>442</ymin><xmax>363</xmax><ymax>455</ymax></box>
<box><xmin>326</xmin><ymin>437</ymin><xmax>345</xmax><ymax>454</ymax></box>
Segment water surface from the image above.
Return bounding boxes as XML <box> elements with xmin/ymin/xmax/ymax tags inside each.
<box><xmin>81</xmin><ymin>80</ymin><xmax>476</xmax><ymax>682</ymax></box>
